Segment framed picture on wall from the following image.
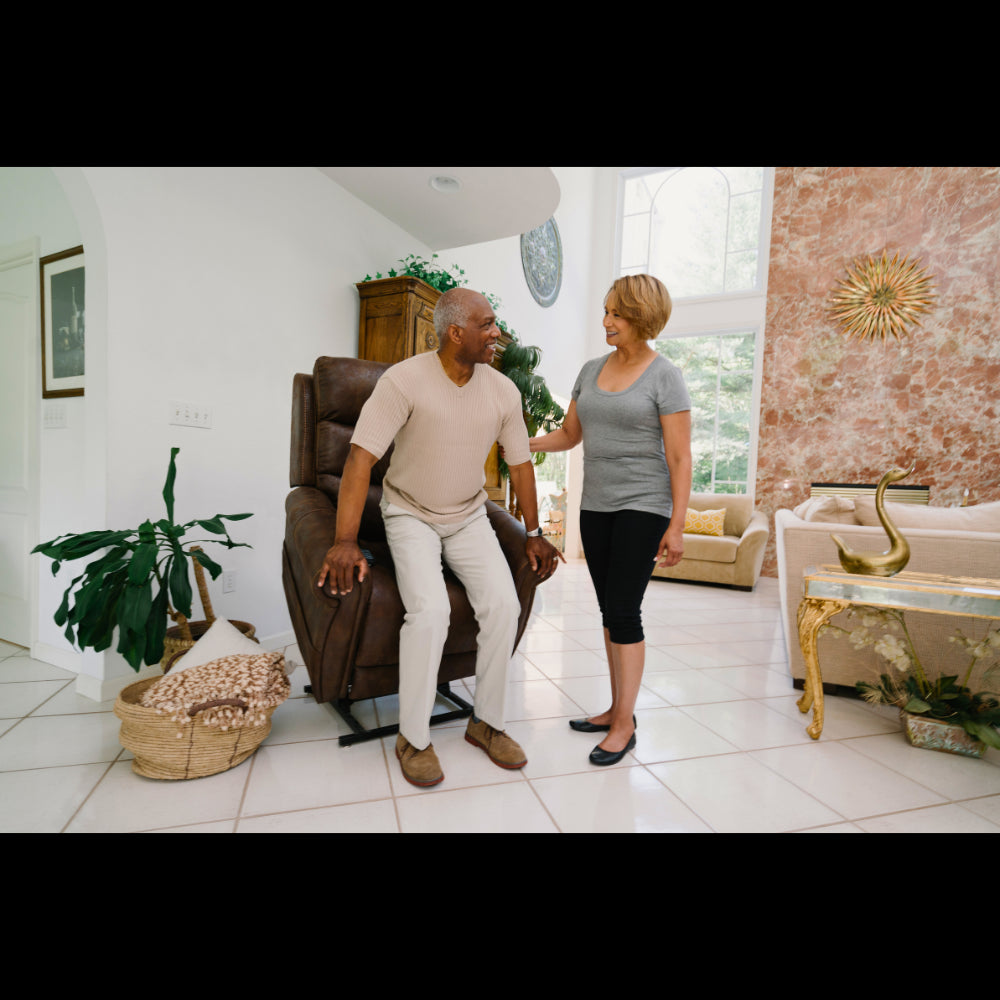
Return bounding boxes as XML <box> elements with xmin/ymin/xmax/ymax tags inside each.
<box><xmin>40</xmin><ymin>245</ymin><xmax>85</xmax><ymax>398</ymax></box>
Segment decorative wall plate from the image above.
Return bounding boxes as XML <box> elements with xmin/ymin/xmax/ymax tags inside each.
<box><xmin>521</xmin><ymin>218</ymin><xmax>562</xmax><ymax>307</ymax></box>
<box><xmin>829</xmin><ymin>250</ymin><xmax>936</xmax><ymax>343</ymax></box>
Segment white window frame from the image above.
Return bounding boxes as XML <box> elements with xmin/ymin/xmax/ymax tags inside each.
<box><xmin>613</xmin><ymin>167</ymin><xmax>775</xmax><ymax>500</ymax></box>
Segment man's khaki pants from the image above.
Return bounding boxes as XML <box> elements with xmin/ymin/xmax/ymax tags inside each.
<box><xmin>381</xmin><ymin>500</ymin><xmax>520</xmax><ymax>751</ymax></box>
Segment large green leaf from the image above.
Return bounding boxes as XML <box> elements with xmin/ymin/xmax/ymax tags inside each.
<box><xmin>143</xmin><ymin>587</ymin><xmax>170</xmax><ymax>666</ymax></box>
<box><xmin>32</xmin><ymin>529</ymin><xmax>135</xmax><ymax>562</ymax></box>
<box><xmin>128</xmin><ymin>541</ymin><xmax>158</xmax><ymax>584</ymax></box>
<box><xmin>119</xmin><ymin>579</ymin><xmax>152</xmax><ymax>634</ymax></box>
<box><xmin>963</xmin><ymin>721</ymin><xmax>1000</xmax><ymax>750</ymax></box>
<box><xmin>73</xmin><ymin>551</ymin><xmax>129</xmax><ymax>625</ymax></box>
<box><xmin>162</xmin><ymin>447</ymin><xmax>180</xmax><ymax>524</ymax></box>
<box><xmin>53</xmin><ymin>571</ymin><xmax>86</xmax><ymax>627</ymax></box>
<box><xmin>191</xmin><ymin>547</ymin><xmax>222</xmax><ymax>579</ymax></box>
<box><xmin>77</xmin><ymin>567</ymin><xmax>127</xmax><ymax>651</ymax></box>
<box><xmin>194</xmin><ymin>516</ymin><xmax>227</xmax><ymax>535</ymax></box>
<box><xmin>116</xmin><ymin>624</ymin><xmax>144</xmax><ymax>670</ymax></box>
<box><xmin>168</xmin><ymin>551</ymin><xmax>193</xmax><ymax>619</ymax></box>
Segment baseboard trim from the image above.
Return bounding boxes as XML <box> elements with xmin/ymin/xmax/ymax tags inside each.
<box><xmin>31</xmin><ymin>641</ymin><xmax>83</xmax><ymax>674</ymax></box>
<box><xmin>85</xmin><ymin>665</ymin><xmax>164</xmax><ymax>704</ymax></box>
<box><xmin>260</xmin><ymin>629</ymin><xmax>296</xmax><ymax>652</ymax></box>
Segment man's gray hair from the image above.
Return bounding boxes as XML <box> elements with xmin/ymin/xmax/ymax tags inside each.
<box><xmin>433</xmin><ymin>288</ymin><xmax>472</xmax><ymax>339</ymax></box>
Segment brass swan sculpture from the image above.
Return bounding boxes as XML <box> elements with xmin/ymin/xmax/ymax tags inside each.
<box><xmin>830</xmin><ymin>464</ymin><xmax>915</xmax><ymax>576</ymax></box>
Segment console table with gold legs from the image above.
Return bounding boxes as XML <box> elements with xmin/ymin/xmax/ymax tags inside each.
<box><xmin>796</xmin><ymin>565</ymin><xmax>1000</xmax><ymax>739</ymax></box>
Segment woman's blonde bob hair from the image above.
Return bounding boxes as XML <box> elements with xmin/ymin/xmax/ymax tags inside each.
<box><xmin>604</xmin><ymin>274</ymin><xmax>673</xmax><ymax>341</ymax></box>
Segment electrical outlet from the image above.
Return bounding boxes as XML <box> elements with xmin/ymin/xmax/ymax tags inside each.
<box><xmin>169</xmin><ymin>400</ymin><xmax>212</xmax><ymax>429</ymax></box>
<box><xmin>44</xmin><ymin>403</ymin><xmax>67</xmax><ymax>429</ymax></box>
<box><xmin>222</xmin><ymin>570</ymin><xmax>237</xmax><ymax>594</ymax></box>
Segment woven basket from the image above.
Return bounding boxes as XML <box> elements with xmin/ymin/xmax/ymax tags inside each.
<box><xmin>159</xmin><ymin>546</ymin><xmax>256</xmax><ymax>672</ymax></box>
<box><xmin>114</xmin><ymin>676</ymin><xmax>276</xmax><ymax>780</ymax></box>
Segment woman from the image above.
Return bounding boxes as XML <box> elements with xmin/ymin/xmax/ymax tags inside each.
<box><xmin>529</xmin><ymin>274</ymin><xmax>692</xmax><ymax>766</ymax></box>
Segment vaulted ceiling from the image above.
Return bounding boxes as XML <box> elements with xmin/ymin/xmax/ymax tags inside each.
<box><xmin>318</xmin><ymin>167</ymin><xmax>560</xmax><ymax>250</ymax></box>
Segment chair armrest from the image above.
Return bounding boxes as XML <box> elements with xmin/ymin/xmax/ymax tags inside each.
<box><xmin>484</xmin><ymin>500</ymin><xmax>543</xmax><ymax>648</ymax></box>
<box><xmin>738</xmin><ymin>511</ymin><xmax>770</xmax><ymax>545</ymax></box>
<box><xmin>285</xmin><ymin>486</ymin><xmax>372</xmax><ymax>605</ymax></box>
<box><xmin>730</xmin><ymin>511</ymin><xmax>770</xmax><ymax>584</ymax></box>
<box><xmin>486</xmin><ymin>500</ymin><xmax>545</xmax><ymax>583</ymax></box>
<box><xmin>486</xmin><ymin>499</ymin><xmax>527</xmax><ymax>556</ymax></box>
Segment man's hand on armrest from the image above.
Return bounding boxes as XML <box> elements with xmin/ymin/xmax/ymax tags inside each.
<box><xmin>315</xmin><ymin>444</ymin><xmax>379</xmax><ymax>596</ymax></box>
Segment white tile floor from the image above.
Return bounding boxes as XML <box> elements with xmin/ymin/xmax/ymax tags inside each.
<box><xmin>5</xmin><ymin>558</ymin><xmax>1000</xmax><ymax>833</ymax></box>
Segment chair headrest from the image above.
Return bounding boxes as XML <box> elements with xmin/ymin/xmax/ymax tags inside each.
<box><xmin>314</xmin><ymin>356</ymin><xmax>391</xmax><ymax>426</ymax></box>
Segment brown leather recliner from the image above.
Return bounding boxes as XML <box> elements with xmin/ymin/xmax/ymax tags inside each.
<box><xmin>282</xmin><ymin>356</ymin><xmax>542</xmax><ymax>746</ymax></box>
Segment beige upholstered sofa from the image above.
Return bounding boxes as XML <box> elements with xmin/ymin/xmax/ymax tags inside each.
<box><xmin>651</xmin><ymin>492</ymin><xmax>769</xmax><ymax>590</ymax></box>
<box><xmin>776</xmin><ymin>495</ymin><xmax>1000</xmax><ymax>695</ymax></box>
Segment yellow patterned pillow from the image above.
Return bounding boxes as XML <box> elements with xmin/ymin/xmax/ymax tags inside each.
<box><xmin>684</xmin><ymin>507</ymin><xmax>726</xmax><ymax>537</ymax></box>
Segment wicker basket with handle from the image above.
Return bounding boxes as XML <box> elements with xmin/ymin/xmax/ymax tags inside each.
<box><xmin>114</xmin><ymin>668</ymin><xmax>281</xmax><ymax>780</ymax></box>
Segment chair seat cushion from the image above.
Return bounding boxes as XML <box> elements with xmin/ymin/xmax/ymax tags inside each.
<box><xmin>680</xmin><ymin>534</ymin><xmax>741</xmax><ymax>564</ymax></box>
<box><xmin>352</xmin><ymin>564</ymin><xmax>480</xmax><ymax>666</ymax></box>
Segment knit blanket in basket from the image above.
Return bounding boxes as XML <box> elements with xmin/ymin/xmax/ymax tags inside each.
<box><xmin>141</xmin><ymin>652</ymin><xmax>290</xmax><ymax>731</ymax></box>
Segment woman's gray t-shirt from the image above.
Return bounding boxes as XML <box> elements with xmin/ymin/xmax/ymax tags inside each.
<box><xmin>572</xmin><ymin>352</ymin><xmax>691</xmax><ymax>518</ymax></box>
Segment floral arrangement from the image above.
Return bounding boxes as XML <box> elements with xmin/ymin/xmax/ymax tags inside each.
<box><xmin>824</xmin><ymin>606</ymin><xmax>1000</xmax><ymax>749</ymax></box>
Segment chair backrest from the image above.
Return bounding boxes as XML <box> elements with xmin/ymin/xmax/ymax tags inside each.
<box><xmin>687</xmin><ymin>492</ymin><xmax>753</xmax><ymax>536</ymax></box>
<box><xmin>290</xmin><ymin>356</ymin><xmax>393</xmax><ymax>542</ymax></box>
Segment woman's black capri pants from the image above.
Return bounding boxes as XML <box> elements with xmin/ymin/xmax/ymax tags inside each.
<box><xmin>579</xmin><ymin>508</ymin><xmax>670</xmax><ymax>645</ymax></box>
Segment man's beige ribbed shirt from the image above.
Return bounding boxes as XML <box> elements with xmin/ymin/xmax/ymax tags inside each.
<box><xmin>351</xmin><ymin>351</ymin><xmax>531</xmax><ymax>524</ymax></box>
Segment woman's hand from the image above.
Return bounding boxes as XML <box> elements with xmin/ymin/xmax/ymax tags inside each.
<box><xmin>530</xmin><ymin>402</ymin><xmax>582</xmax><ymax>454</ymax></box>
<box><xmin>656</xmin><ymin>524</ymin><xmax>685</xmax><ymax>568</ymax></box>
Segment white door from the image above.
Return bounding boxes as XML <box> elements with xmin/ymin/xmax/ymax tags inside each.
<box><xmin>0</xmin><ymin>240</ymin><xmax>39</xmax><ymax>646</ymax></box>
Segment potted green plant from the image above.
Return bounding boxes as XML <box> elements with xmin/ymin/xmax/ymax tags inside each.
<box><xmin>31</xmin><ymin>448</ymin><xmax>252</xmax><ymax>672</ymax></box>
<box><xmin>362</xmin><ymin>252</ymin><xmax>467</xmax><ymax>293</ymax></box>
<box><xmin>824</xmin><ymin>606</ymin><xmax>1000</xmax><ymax>755</ymax></box>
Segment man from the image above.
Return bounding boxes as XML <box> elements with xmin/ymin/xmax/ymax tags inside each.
<box><xmin>317</xmin><ymin>287</ymin><xmax>564</xmax><ymax>787</ymax></box>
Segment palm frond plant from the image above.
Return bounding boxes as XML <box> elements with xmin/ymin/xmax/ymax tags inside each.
<box><xmin>824</xmin><ymin>606</ymin><xmax>1000</xmax><ymax>749</ymax></box>
<box><xmin>493</xmin><ymin>336</ymin><xmax>565</xmax><ymax>474</ymax></box>
<box><xmin>31</xmin><ymin>448</ymin><xmax>252</xmax><ymax>671</ymax></box>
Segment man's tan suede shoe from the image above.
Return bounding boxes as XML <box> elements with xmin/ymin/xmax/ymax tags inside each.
<box><xmin>395</xmin><ymin>734</ymin><xmax>444</xmax><ymax>787</ymax></box>
<box><xmin>465</xmin><ymin>717</ymin><xmax>527</xmax><ymax>769</ymax></box>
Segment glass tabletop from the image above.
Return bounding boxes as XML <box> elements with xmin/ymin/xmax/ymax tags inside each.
<box><xmin>803</xmin><ymin>565</ymin><xmax>1000</xmax><ymax>619</ymax></box>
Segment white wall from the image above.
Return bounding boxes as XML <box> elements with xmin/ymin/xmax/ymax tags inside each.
<box><xmin>0</xmin><ymin>168</ymin><xmax>89</xmax><ymax>671</ymax></box>
<box><xmin>1</xmin><ymin>165</ymin><xmax>620</xmax><ymax>698</ymax></box>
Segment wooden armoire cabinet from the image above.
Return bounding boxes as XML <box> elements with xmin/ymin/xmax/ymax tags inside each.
<box><xmin>356</xmin><ymin>276</ymin><xmax>441</xmax><ymax>363</ymax></box>
<box><xmin>355</xmin><ymin>277</ymin><xmax>508</xmax><ymax>505</ymax></box>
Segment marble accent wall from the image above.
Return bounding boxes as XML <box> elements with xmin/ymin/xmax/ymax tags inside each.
<box><xmin>757</xmin><ymin>167</ymin><xmax>1000</xmax><ymax>577</ymax></box>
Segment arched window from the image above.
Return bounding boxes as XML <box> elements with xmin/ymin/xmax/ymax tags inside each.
<box><xmin>616</xmin><ymin>167</ymin><xmax>774</xmax><ymax>495</ymax></box>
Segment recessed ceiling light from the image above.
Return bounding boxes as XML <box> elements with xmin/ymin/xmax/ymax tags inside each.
<box><xmin>429</xmin><ymin>174</ymin><xmax>462</xmax><ymax>193</ymax></box>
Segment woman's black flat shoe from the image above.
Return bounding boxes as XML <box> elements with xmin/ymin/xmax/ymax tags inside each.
<box><xmin>569</xmin><ymin>718</ymin><xmax>609</xmax><ymax>733</ymax></box>
<box><xmin>589</xmin><ymin>732</ymin><xmax>637</xmax><ymax>766</ymax></box>
<box><xmin>569</xmin><ymin>714</ymin><xmax>636</xmax><ymax>734</ymax></box>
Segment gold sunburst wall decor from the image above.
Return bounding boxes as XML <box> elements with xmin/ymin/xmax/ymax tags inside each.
<box><xmin>829</xmin><ymin>250</ymin><xmax>936</xmax><ymax>343</ymax></box>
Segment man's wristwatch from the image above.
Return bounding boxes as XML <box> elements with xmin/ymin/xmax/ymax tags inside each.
<box><xmin>526</xmin><ymin>527</ymin><xmax>543</xmax><ymax>538</ymax></box>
